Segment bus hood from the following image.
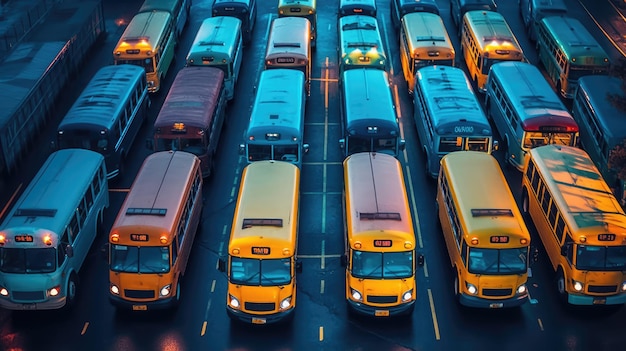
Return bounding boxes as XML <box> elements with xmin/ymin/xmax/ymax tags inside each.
<box><xmin>580</xmin><ymin>271</ymin><xmax>626</xmax><ymax>291</ymax></box>
<box><xmin>112</xmin><ymin>272</ymin><xmax>171</xmax><ymax>293</ymax></box>
<box><xmin>1</xmin><ymin>272</ymin><xmax>59</xmax><ymax>291</ymax></box>
<box><xmin>233</xmin><ymin>285</ymin><xmax>291</xmax><ymax>305</ymax></box>
<box><xmin>475</xmin><ymin>275</ymin><xmax>526</xmax><ymax>290</ymax></box>
<box><xmin>354</xmin><ymin>278</ymin><xmax>415</xmax><ymax>298</ymax></box>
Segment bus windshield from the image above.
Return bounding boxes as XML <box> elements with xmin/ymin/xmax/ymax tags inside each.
<box><xmin>576</xmin><ymin>245</ymin><xmax>626</xmax><ymax>271</ymax></box>
<box><xmin>522</xmin><ymin>132</ymin><xmax>575</xmax><ymax>149</ymax></box>
<box><xmin>110</xmin><ymin>245</ymin><xmax>170</xmax><ymax>273</ymax></box>
<box><xmin>156</xmin><ymin>137</ymin><xmax>205</xmax><ymax>156</ymax></box>
<box><xmin>351</xmin><ymin>250</ymin><xmax>413</xmax><ymax>279</ymax></box>
<box><xmin>468</xmin><ymin>247</ymin><xmax>528</xmax><ymax>274</ymax></box>
<box><xmin>230</xmin><ymin>257</ymin><xmax>292</xmax><ymax>286</ymax></box>
<box><xmin>116</xmin><ymin>58</ymin><xmax>155</xmax><ymax>73</ymax></box>
<box><xmin>0</xmin><ymin>248</ymin><xmax>56</xmax><ymax>273</ymax></box>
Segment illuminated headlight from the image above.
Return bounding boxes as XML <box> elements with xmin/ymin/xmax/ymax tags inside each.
<box><xmin>466</xmin><ymin>282</ymin><xmax>478</xmax><ymax>295</ymax></box>
<box><xmin>621</xmin><ymin>281</ymin><xmax>626</xmax><ymax>292</ymax></box>
<box><xmin>48</xmin><ymin>285</ymin><xmax>61</xmax><ymax>297</ymax></box>
<box><xmin>0</xmin><ymin>287</ymin><xmax>8</xmax><ymax>296</ymax></box>
<box><xmin>573</xmin><ymin>280</ymin><xmax>584</xmax><ymax>292</ymax></box>
<box><xmin>229</xmin><ymin>294</ymin><xmax>240</xmax><ymax>309</ymax></box>
<box><xmin>279</xmin><ymin>296</ymin><xmax>292</xmax><ymax>310</ymax></box>
<box><xmin>402</xmin><ymin>290</ymin><xmax>413</xmax><ymax>302</ymax></box>
<box><xmin>159</xmin><ymin>285</ymin><xmax>171</xmax><ymax>297</ymax></box>
<box><xmin>110</xmin><ymin>284</ymin><xmax>120</xmax><ymax>295</ymax></box>
<box><xmin>350</xmin><ymin>288</ymin><xmax>363</xmax><ymax>301</ymax></box>
<box><xmin>517</xmin><ymin>284</ymin><xmax>527</xmax><ymax>295</ymax></box>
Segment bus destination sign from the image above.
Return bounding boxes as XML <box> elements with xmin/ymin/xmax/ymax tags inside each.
<box><xmin>14</xmin><ymin>235</ymin><xmax>34</xmax><ymax>242</ymax></box>
<box><xmin>490</xmin><ymin>236</ymin><xmax>509</xmax><ymax>243</ymax></box>
<box><xmin>130</xmin><ymin>234</ymin><xmax>149</xmax><ymax>242</ymax></box>
<box><xmin>373</xmin><ymin>240</ymin><xmax>392</xmax><ymax>247</ymax></box>
<box><xmin>598</xmin><ymin>234</ymin><xmax>616</xmax><ymax>241</ymax></box>
<box><xmin>252</xmin><ymin>246</ymin><xmax>271</xmax><ymax>255</ymax></box>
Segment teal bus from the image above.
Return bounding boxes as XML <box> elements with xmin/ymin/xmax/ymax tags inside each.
<box><xmin>536</xmin><ymin>16</ymin><xmax>611</xmax><ymax>98</ymax></box>
<box><xmin>338</xmin><ymin>15</ymin><xmax>387</xmax><ymax>75</ymax></box>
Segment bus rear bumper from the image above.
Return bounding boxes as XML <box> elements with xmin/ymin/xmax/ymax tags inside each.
<box><xmin>347</xmin><ymin>299</ymin><xmax>415</xmax><ymax>317</ymax></box>
<box><xmin>109</xmin><ymin>294</ymin><xmax>177</xmax><ymax>311</ymax></box>
<box><xmin>226</xmin><ymin>306</ymin><xmax>295</xmax><ymax>325</ymax></box>
<box><xmin>459</xmin><ymin>294</ymin><xmax>528</xmax><ymax>308</ymax></box>
<box><xmin>568</xmin><ymin>293</ymin><xmax>626</xmax><ymax>306</ymax></box>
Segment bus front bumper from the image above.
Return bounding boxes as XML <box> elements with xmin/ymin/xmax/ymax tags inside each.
<box><xmin>459</xmin><ymin>293</ymin><xmax>528</xmax><ymax>308</ymax></box>
<box><xmin>109</xmin><ymin>294</ymin><xmax>177</xmax><ymax>311</ymax></box>
<box><xmin>226</xmin><ymin>305</ymin><xmax>295</xmax><ymax>325</ymax></box>
<box><xmin>568</xmin><ymin>293</ymin><xmax>626</xmax><ymax>306</ymax></box>
<box><xmin>0</xmin><ymin>296</ymin><xmax>66</xmax><ymax>310</ymax></box>
<box><xmin>347</xmin><ymin>299</ymin><xmax>415</xmax><ymax>317</ymax></box>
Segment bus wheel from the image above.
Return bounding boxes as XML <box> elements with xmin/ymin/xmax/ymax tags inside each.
<box><xmin>66</xmin><ymin>273</ymin><xmax>78</xmax><ymax>308</ymax></box>
<box><xmin>521</xmin><ymin>190</ymin><xmax>530</xmax><ymax>216</ymax></box>
<box><xmin>174</xmin><ymin>281</ymin><xmax>181</xmax><ymax>306</ymax></box>
<box><xmin>556</xmin><ymin>268</ymin><xmax>568</xmax><ymax>302</ymax></box>
<box><xmin>453</xmin><ymin>274</ymin><xmax>461</xmax><ymax>304</ymax></box>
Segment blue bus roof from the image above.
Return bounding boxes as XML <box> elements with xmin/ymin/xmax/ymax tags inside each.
<box><xmin>342</xmin><ymin>69</ymin><xmax>398</xmax><ymax>133</ymax></box>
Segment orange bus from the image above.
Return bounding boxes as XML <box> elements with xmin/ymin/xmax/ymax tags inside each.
<box><xmin>108</xmin><ymin>151</ymin><xmax>203</xmax><ymax>310</ymax></box>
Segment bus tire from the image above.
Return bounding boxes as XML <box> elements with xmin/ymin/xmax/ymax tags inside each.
<box><xmin>556</xmin><ymin>268</ymin><xmax>568</xmax><ymax>303</ymax></box>
<box><xmin>66</xmin><ymin>273</ymin><xmax>78</xmax><ymax>308</ymax></box>
<box><xmin>521</xmin><ymin>189</ymin><xmax>530</xmax><ymax>217</ymax></box>
<box><xmin>453</xmin><ymin>274</ymin><xmax>461</xmax><ymax>304</ymax></box>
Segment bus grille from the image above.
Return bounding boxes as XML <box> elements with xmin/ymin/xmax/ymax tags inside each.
<box><xmin>245</xmin><ymin>302</ymin><xmax>275</xmax><ymax>311</ymax></box>
<box><xmin>12</xmin><ymin>291</ymin><xmax>44</xmax><ymax>301</ymax></box>
<box><xmin>367</xmin><ymin>295</ymin><xmax>398</xmax><ymax>304</ymax></box>
<box><xmin>482</xmin><ymin>288</ymin><xmax>512</xmax><ymax>297</ymax></box>
<box><xmin>588</xmin><ymin>285</ymin><xmax>618</xmax><ymax>294</ymax></box>
<box><xmin>124</xmin><ymin>289</ymin><xmax>155</xmax><ymax>299</ymax></box>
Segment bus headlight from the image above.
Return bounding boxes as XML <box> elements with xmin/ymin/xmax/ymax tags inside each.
<box><xmin>0</xmin><ymin>287</ymin><xmax>8</xmax><ymax>296</ymax></box>
<box><xmin>465</xmin><ymin>282</ymin><xmax>478</xmax><ymax>295</ymax></box>
<box><xmin>350</xmin><ymin>288</ymin><xmax>363</xmax><ymax>301</ymax></box>
<box><xmin>229</xmin><ymin>294</ymin><xmax>240</xmax><ymax>309</ymax></box>
<box><xmin>159</xmin><ymin>284</ymin><xmax>171</xmax><ymax>297</ymax></box>
<box><xmin>517</xmin><ymin>284</ymin><xmax>527</xmax><ymax>295</ymax></box>
<box><xmin>110</xmin><ymin>284</ymin><xmax>120</xmax><ymax>295</ymax></box>
<box><xmin>402</xmin><ymin>290</ymin><xmax>413</xmax><ymax>302</ymax></box>
<box><xmin>279</xmin><ymin>296</ymin><xmax>292</xmax><ymax>310</ymax></box>
<box><xmin>48</xmin><ymin>285</ymin><xmax>61</xmax><ymax>297</ymax></box>
<box><xmin>622</xmin><ymin>281</ymin><xmax>626</xmax><ymax>292</ymax></box>
<box><xmin>573</xmin><ymin>280</ymin><xmax>584</xmax><ymax>292</ymax></box>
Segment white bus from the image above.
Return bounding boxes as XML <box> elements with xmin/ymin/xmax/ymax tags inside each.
<box><xmin>413</xmin><ymin>65</ymin><xmax>496</xmax><ymax>178</ymax></box>
<box><xmin>186</xmin><ymin>16</ymin><xmax>243</xmax><ymax>101</ymax></box>
<box><xmin>240</xmin><ymin>69</ymin><xmax>309</xmax><ymax>168</ymax></box>
<box><xmin>0</xmin><ymin>149</ymin><xmax>109</xmax><ymax>310</ymax></box>
<box><xmin>265</xmin><ymin>17</ymin><xmax>311</xmax><ymax>95</ymax></box>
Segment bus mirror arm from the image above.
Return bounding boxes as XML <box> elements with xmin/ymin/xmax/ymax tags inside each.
<box><xmin>399</xmin><ymin>139</ymin><xmax>406</xmax><ymax>151</ymax></box>
<box><xmin>340</xmin><ymin>254</ymin><xmax>347</xmax><ymax>267</ymax></box>
<box><xmin>238</xmin><ymin>144</ymin><xmax>245</xmax><ymax>154</ymax></box>
<box><xmin>560</xmin><ymin>244</ymin><xmax>569</xmax><ymax>257</ymax></box>
<box><xmin>493</xmin><ymin>140</ymin><xmax>499</xmax><ymax>151</ymax></box>
<box><xmin>217</xmin><ymin>258</ymin><xmax>226</xmax><ymax>272</ymax></box>
<box><xmin>339</xmin><ymin>139</ymin><xmax>345</xmax><ymax>149</ymax></box>
<box><xmin>417</xmin><ymin>254</ymin><xmax>424</xmax><ymax>267</ymax></box>
<box><xmin>303</xmin><ymin>144</ymin><xmax>310</xmax><ymax>154</ymax></box>
<box><xmin>65</xmin><ymin>244</ymin><xmax>74</xmax><ymax>258</ymax></box>
<box><xmin>296</xmin><ymin>260</ymin><xmax>303</xmax><ymax>273</ymax></box>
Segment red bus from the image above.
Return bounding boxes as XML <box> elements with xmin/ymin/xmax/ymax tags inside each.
<box><xmin>151</xmin><ymin>67</ymin><xmax>227</xmax><ymax>178</ymax></box>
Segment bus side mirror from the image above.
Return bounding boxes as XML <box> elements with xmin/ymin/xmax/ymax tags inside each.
<box><xmin>303</xmin><ymin>143</ymin><xmax>310</xmax><ymax>154</ymax></box>
<box><xmin>238</xmin><ymin>144</ymin><xmax>245</xmax><ymax>154</ymax></box>
<box><xmin>218</xmin><ymin>258</ymin><xmax>226</xmax><ymax>272</ymax></box>
<box><xmin>145</xmin><ymin>138</ymin><xmax>154</xmax><ymax>150</ymax></box>
<box><xmin>339</xmin><ymin>138</ymin><xmax>345</xmax><ymax>149</ymax></box>
<box><xmin>532</xmin><ymin>247</ymin><xmax>539</xmax><ymax>262</ymax></box>
<box><xmin>560</xmin><ymin>245</ymin><xmax>569</xmax><ymax>257</ymax></box>
<box><xmin>65</xmin><ymin>244</ymin><xmax>74</xmax><ymax>258</ymax></box>
<box><xmin>50</xmin><ymin>140</ymin><xmax>57</xmax><ymax>150</ymax></box>
<box><xmin>493</xmin><ymin>140</ymin><xmax>499</xmax><ymax>151</ymax></box>
<box><xmin>340</xmin><ymin>254</ymin><xmax>348</xmax><ymax>267</ymax></box>
<box><xmin>417</xmin><ymin>254</ymin><xmax>424</xmax><ymax>267</ymax></box>
<box><xmin>399</xmin><ymin>139</ymin><xmax>406</xmax><ymax>151</ymax></box>
<box><xmin>296</xmin><ymin>260</ymin><xmax>303</xmax><ymax>273</ymax></box>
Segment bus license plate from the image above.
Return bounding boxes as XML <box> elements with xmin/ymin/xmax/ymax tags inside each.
<box><xmin>593</xmin><ymin>298</ymin><xmax>606</xmax><ymax>305</ymax></box>
<box><xmin>489</xmin><ymin>303</ymin><xmax>504</xmax><ymax>309</ymax></box>
<box><xmin>132</xmin><ymin>305</ymin><xmax>147</xmax><ymax>311</ymax></box>
<box><xmin>252</xmin><ymin>317</ymin><xmax>267</xmax><ymax>324</ymax></box>
<box><xmin>375</xmin><ymin>310</ymin><xmax>390</xmax><ymax>317</ymax></box>
<box><xmin>22</xmin><ymin>304</ymin><xmax>36</xmax><ymax>310</ymax></box>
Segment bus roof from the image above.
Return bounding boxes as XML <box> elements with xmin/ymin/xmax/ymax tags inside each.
<box><xmin>246</xmin><ymin>69</ymin><xmax>305</xmax><ymax>141</ymax></box>
<box><xmin>416</xmin><ymin>66</ymin><xmax>491</xmax><ymax>136</ymax></box>
<box><xmin>230</xmin><ymin>161</ymin><xmax>300</xmax><ymax>254</ymax></box>
<box><xmin>344</xmin><ymin>153</ymin><xmax>414</xmax><ymax>244</ymax></box>
<box><xmin>186</xmin><ymin>16</ymin><xmax>242</xmax><ymax>66</ymax></box>
<box><xmin>343</xmin><ymin>69</ymin><xmax>398</xmax><ymax>132</ymax></box>
<box><xmin>528</xmin><ymin>145</ymin><xmax>626</xmax><ymax>241</ymax></box>
<box><xmin>540</xmin><ymin>16</ymin><xmax>610</xmax><ymax>64</ymax></box>
<box><xmin>111</xmin><ymin>151</ymin><xmax>200</xmax><ymax>243</ymax></box>
<box><xmin>489</xmin><ymin>62</ymin><xmax>577</xmax><ymax>132</ymax></box>
<box><xmin>154</xmin><ymin>67</ymin><xmax>224</xmax><ymax>130</ymax></box>
<box><xmin>576</xmin><ymin>75</ymin><xmax>626</xmax><ymax>141</ymax></box>
<box><xmin>138</xmin><ymin>0</ymin><xmax>180</xmax><ymax>14</ymax></box>
<box><xmin>441</xmin><ymin>151</ymin><xmax>529</xmax><ymax>244</ymax></box>
<box><xmin>532</xmin><ymin>0</ymin><xmax>567</xmax><ymax>13</ymax></box>
<box><xmin>402</xmin><ymin>12</ymin><xmax>454</xmax><ymax>56</ymax></box>
<box><xmin>266</xmin><ymin>17</ymin><xmax>310</xmax><ymax>60</ymax></box>
<box><xmin>278</xmin><ymin>0</ymin><xmax>316</xmax><ymax>8</ymax></box>
<box><xmin>464</xmin><ymin>10</ymin><xmax>522</xmax><ymax>53</ymax></box>
<box><xmin>114</xmin><ymin>11</ymin><xmax>172</xmax><ymax>55</ymax></box>
<box><xmin>57</xmin><ymin>65</ymin><xmax>146</xmax><ymax>131</ymax></box>
<box><xmin>1</xmin><ymin>149</ymin><xmax>104</xmax><ymax>232</ymax></box>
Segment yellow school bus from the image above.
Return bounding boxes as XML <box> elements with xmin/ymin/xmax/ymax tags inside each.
<box><xmin>437</xmin><ymin>151</ymin><xmax>530</xmax><ymax>308</ymax></box>
<box><xmin>461</xmin><ymin>10</ymin><xmax>524</xmax><ymax>92</ymax></box>
<box><xmin>219</xmin><ymin>160</ymin><xmax>301</xmax><ymax>324</ymax></box>
<box><xmin>342</xmin><ymin>152</ymin><xmax>418</xmax><ymax>317</ymax></box>
<box><xmin>521</xmin><ymin>145</ymin><xmax>626</xmax><ymax>305</ymax></box>
<box><xmin>108</xmin><ymin>151</ymin><xmax>203</xmax><ymax>310</ymax></box>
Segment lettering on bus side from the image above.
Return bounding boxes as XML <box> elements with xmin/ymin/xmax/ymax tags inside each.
<box><xmin>454</xmin><ymin>126</ymin><xmax>474</xmax><ymax>133</ymax></box>
<box><xmin>252</xmin><ymin>246</ymin><xmax>271</xmax><ymax>255</ymax></box>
